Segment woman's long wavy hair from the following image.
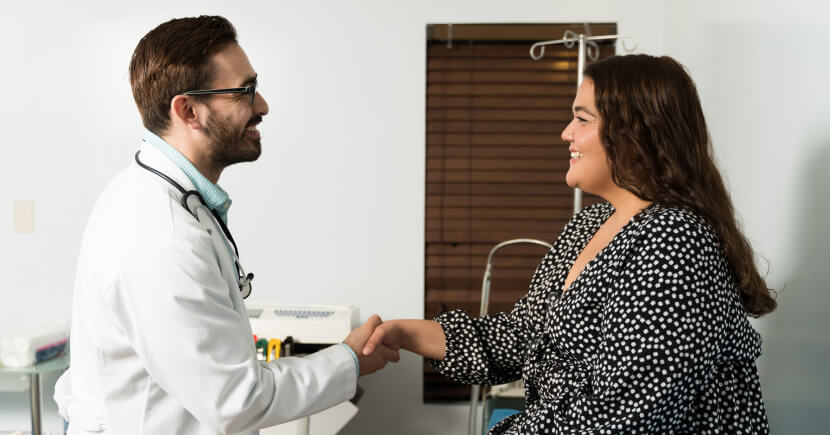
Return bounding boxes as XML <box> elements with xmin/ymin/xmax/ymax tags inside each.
<box><xmin>584</xmin><ymin>54</ymin><xmax>776</xmax><ymax>317</ymax></box>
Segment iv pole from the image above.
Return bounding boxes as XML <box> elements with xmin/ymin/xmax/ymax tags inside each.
<box><xmin>529</xmin><ymin>31</ymin><xmax>627</xmax><ymax>215</ymax></box>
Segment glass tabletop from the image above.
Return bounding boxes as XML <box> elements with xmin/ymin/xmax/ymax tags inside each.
<box><xmin>0</xmin><ymin>354</ymin><xmax>69</xmax><ymax>374</ymax></box>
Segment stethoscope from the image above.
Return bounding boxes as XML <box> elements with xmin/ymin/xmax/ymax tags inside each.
<box><xmin>134</xmin><ymin>151</ymin><xmax>253</xmax><ymax>299</ymax></box>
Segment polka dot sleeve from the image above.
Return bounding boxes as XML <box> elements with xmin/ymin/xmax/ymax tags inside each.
<box><xmin>431</xmin><ymin>310</ymin><xmax>526</xmax><ymax>386</ymax></box>
<box><xmin>430</xmin><ymin>252</ymin><xmax>558</xmax><ymax>385</ymax></box>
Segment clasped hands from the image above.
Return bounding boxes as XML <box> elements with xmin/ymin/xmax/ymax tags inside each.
<box><xmin>342</xmin><ymin>315</ymin><xmax>402</xmax><ymax>376</ymax></box>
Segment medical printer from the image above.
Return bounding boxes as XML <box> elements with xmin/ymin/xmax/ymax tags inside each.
<box><xmin>246</xmin><ymin>303</ymin><xmax>360</xmax><ymax>435</ymax></box>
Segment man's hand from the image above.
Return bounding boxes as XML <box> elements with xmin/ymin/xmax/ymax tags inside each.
<box><xmin>343</xmin><ymin>315</ymin><xmax>400</xmax><ymax>376</ymax></box>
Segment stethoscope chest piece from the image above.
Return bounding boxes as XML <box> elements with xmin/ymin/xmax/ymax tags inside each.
<box><xmin>239</xmin><ymin>273</ymin><xmax>253</xmax><ymax>299</ymax></box>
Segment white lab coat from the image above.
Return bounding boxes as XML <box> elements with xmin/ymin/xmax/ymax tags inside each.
<box><xmin>54</xmin><ymin>143</ymin><xmax>357</xmax><ymax>434</ymax></box>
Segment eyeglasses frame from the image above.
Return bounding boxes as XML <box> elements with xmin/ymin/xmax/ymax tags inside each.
<box><xmin>182</xmin><ymin>83</ymin><xmax>257</xmax><ymax>105</ymax></box>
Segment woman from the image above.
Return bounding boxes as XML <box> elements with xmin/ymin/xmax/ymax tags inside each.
<box><xmin>364</xmin><ymin>54</ymin><xmax>776</xmax><ymax>433</ymax></box>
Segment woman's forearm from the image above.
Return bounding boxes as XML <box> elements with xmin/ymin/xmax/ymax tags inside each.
<box><xmin>391</xmin><ymin>319</ymin><xmax>447</xmax><ymax>360</ymax></box>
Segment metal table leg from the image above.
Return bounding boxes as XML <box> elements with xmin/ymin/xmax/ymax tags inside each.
<box><xmin>30</xmin><ymin>372</ymin><xmax>42</xmax><ymax>435</ymax></box>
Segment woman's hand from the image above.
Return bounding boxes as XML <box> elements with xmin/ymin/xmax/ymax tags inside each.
<box><xmin>362</xmin><ymin>320</ymin><xmax>402</xmax><ymax>357</ymax></box>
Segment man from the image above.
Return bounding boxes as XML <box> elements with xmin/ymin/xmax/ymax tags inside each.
<box><xmin>54</xmin><ymin>16</ymin><xmax>397</xmax><ymax>434</ymax></box>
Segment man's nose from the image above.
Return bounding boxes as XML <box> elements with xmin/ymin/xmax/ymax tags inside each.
<box><xmin>254</xmin><ymin>91</ymin><xmax>269</xmax><ymax>116</ymax></box>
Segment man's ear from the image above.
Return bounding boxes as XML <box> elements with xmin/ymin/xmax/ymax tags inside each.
<box><xmin>170</xmin><ymin>95</ymin><xmax>202</xmax><ymax>130</ymax></box>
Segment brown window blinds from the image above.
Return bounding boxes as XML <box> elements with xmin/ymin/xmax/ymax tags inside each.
<box><xmin>424</xmin><ymin>23</ymin><xmax>615</xmax><ymax>402</ymax></box>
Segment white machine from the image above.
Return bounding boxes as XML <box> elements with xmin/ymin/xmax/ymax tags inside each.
<box><xmin>247</xmin><ymin>304</ymin><xmax>359</xmax><ymax>346</ymax></box>
<box><xmin>246</xmin><ymin>303</ymin><xmax>360</xmax><ymax>435</ymax></box>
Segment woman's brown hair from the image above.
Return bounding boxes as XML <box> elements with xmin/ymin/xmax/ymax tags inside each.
<box><xmin>584</xmin><ymin>54</ymin><xmax>776</xmax><ymax>317</ymax></box>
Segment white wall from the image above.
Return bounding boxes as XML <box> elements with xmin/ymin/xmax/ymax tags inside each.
<box><xmin>0</xmin><ymin>0</ymin><xmax>826</xmax><ymax>433</ymax></box>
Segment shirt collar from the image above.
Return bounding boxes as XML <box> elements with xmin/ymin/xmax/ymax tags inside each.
<box><xmin>142</xmin><ymin>129</ymin><xmax>232</xmax><ymax>223</ymax></box>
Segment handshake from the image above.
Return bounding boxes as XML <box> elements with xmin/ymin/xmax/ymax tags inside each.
<box><xmin>342</xmin><ymin>315</ymin><xmax>400</xmax><ymax>376</ymax></box>
<box><xmin>342</xmin><ymin>316</ymin><xmax>446</xmax><ymax>376</ymax></box>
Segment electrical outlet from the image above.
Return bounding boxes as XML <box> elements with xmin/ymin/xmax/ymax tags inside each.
<box><xmin>13</xmin><ymin>200</ymin><xmax>34</xmax><ymax>233</ymax></box>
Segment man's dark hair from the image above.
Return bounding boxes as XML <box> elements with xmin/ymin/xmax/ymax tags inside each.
<box><xmin>129</xmin><ymin>15</ymin><xmax>237</xmax><ymax>134</ymax></box>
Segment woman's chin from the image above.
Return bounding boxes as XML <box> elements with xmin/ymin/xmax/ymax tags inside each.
<box><xmin>565</xmin><ymin>175</ymin><xmax>577</xmax><ymax>189</ymax></box>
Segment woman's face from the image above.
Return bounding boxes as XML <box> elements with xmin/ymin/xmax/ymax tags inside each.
<box><xmin>561</xmin><ymin>78</ymin><xmax>615</xmax><ymax>196</ymax></box>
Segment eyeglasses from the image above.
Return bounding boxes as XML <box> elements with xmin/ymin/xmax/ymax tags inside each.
<box><xmin>183</xmin><ymin>83</ymin><xmax>257</xmax><ymax>105</ymax></box>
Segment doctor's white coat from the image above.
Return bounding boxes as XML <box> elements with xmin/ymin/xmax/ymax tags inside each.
<box><xmin>55</xmin><ymin>143</ymin><xmax>357</xmax><ymax>434</ymax></box>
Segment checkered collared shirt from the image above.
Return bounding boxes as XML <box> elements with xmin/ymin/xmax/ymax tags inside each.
<box><xmin>142</xmin><ymin>129</ymin><xmax>232</xmax><ymax>224</ymax></box>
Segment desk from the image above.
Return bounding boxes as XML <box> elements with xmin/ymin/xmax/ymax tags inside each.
<box><xmin>0</xmin><ymin>354</ymin><xmax>69</xmax><ymax>435</ymax></box>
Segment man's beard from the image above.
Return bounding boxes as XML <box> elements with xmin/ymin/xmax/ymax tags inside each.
<box><xmin>203</xmin><ymin>110</ymin><xmax>262</xmax><ymax>169</ymax></box>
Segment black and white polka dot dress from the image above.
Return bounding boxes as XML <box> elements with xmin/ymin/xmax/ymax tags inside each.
<box><xmin>431</xmin><ymin>202</ymin><xmax>769</xmax><ymax>434</ymax></box>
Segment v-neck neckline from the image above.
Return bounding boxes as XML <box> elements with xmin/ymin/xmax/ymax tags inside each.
<box><xmin>558</xmin><ymin>203</ymin><xmax>658</xmax><ymax>296</ymax></box>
